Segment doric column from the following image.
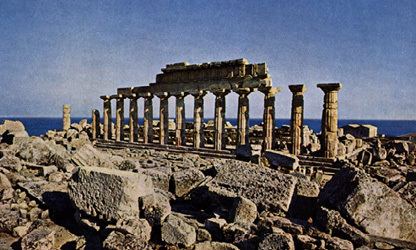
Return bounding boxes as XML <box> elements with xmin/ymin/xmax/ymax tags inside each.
<box><xmin>289</xmin><ymin>84</ymin><xmax>306</xmax><ymax>155</ymax></box>
<box><xmin>129</xmin><ymin>95</ymin><xmax>138</xmax><ymax>143</ymax></box>
<box><xmin>143</xmin><ymin>93</ymin><xmax>153</xmax><ymax>144</ymax></box>
<box><xmin>260</xmin><ymin>87</ymin><xmax>279</xmax><ymax>151</ymax></box>
<box><xmin>213</xmin><ymin>89</ymin><xmax>229</xmax><ymax>151</ymax></box>
<box><xmin>317</xmin><ymin>83</ymin><xmax>342</xmax><ymax>158</ymax></box>
<box><xmin>236</xmin><ymin>88</ymin><xmax>251</xmax><ymax>146</ymax></box>
<box><xmin>101</xmin><ymin>96</ymin><xmax>112</xmax><ymax>140</ymax></box>
<box><xmin>91</xmin><ymin>109</ymin><xmax>100</xmax><ymax>140</ymax></box>
<box><xmin>158</xmin><ymin>92</ymin><xmax>170</xmax><ymax>145</ymax></box>
<box><xmin>175</xmin><ymin>92</ymin><xmax>187</xmax><ymax>146</ymax></box>
<box><xmin>115</xmin><ymin>95</ymin><xmax>125</xmax><ymax>142</ymax></box>
<box><xmin>63</xmin><ymin>104</ymin><xmax>71</xmax><ymax>131</ymax></box>
<box><xmin>192</xmin><ymin>90</ymin><xmax>206</xmax><ymax>149</ymax></box>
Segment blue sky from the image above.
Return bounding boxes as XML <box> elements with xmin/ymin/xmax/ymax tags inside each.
<box><xmin>0</xmin><ymin>0</ymin><xmax>414</xmax><ymax>119</ymax></box>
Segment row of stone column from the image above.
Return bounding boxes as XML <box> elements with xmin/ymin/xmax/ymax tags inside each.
<box><xmin>97</xmin><ymin>87</ymin><xmax>278</xmax><ymax>151</ymax></box>
<box><xmin>94</xmin><ymin>83</ymin><xmax>340</xmax><ymax>158</ymax></box>
<box><xmin>289</xmin><ymin>83</ymin><xmax>342</xmax><ymax>158</ymax></box>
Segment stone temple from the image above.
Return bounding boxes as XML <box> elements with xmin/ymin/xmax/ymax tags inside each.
<box><xmin>90</xmin><ymin>58</ymin><xmax>342</xmax><ymax>159</ymax></box>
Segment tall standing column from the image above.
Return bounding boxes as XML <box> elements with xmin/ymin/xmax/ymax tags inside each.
<box><xmin>260</xmin><ymin>87</ymin><xmax>279</xmax><ymax>151</ymax></box>
<box><xmin>236</xmin><ymin>88</ymin><xmax>251</xmax><ymax>146</ymax></box>
<box><xmin>143</xmin><ymin>93</ymin><xmax>153</xmax><ymax>144</ymax></box>
<box><xmin>158</xmin><ymin>92</ymin><xmax>170</xmax><ymax>145</ymax></box>
<box><xmin>91</xmin><ymin>109</ymin><xmax>100</xmax><ymax>140</ymax></box>
<box><xmin>101</xmin><ymin>96</ymin><xmax>112</xmax><ymax>140</ymax></box>
<box><xmin>289</xmin><ymin>85</ymin><xmax>306</xmax><ymax>155</ymax></box>
<box><xmin>175</xmin><ymin>92</ymin><xmax>187</xmax><ymax>146</ymax></box>
<box><xmin>317</xmin><ymin>83</ymin><xmax>342</xmax><ymax>158</ymax></box>
<box><xmin>63</xmin><ymin>104</ymin><xmax>71</xmax><ymax>131</ymax></box>
<box><xmin>129</xmin><ymin>95</ymin><xmax>138</xmax><ymax>143</ymax></box>
<box><xmin>193</xmin><ymin>90</ymin><xmax>206</xmax><ymax>149</ymax></box>
<box><xmin>115</xmin><ymin>95</ymin><xmax>125</xmax><ymax>142</ymax></box>
<box><xmin>213</xmin><ymin>90</ymin><xmax>229</xmax><ymax>151</ymax></box>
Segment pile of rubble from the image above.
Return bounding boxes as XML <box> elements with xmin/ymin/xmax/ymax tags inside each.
<box><xmin>0</xmin><ymin>119</ymin><xmax>415</xmax><ymax>249</ymax></box>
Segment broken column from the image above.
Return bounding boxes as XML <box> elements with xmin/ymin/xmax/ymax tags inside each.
<box><xmin>91</xmin><ymin>109</ymin><xmax>100</xmax><ymax>140</ymax></box>
<box><xmin>175</xmin><ymin>92</ymin><xmax>187</xmax><ymax>146</ymax></box>
<box><xmin>63</xmin><ymin>104</ymin><xmax>71</xmax><ymax>131</ymax></box>
<box><xmin>236</xmin><ymin>88</ymin><xmax>251</xmax><ymax>146</ymax></box>
<box><xmin>193</xmin><ymin>90</ymin><xmax>206</xmax><ymax>149</ymax></box>
<box><xmin>143</xmin><ymin>93</ymin><xmax>153</xmax><ymax>144</ymax></box>
<box><xmin>158</xmin><ymin>92</ymin><xmax>169</xmax><ymax>145</ymax></box>
<box><xmin>213</xmin><ymin>90</ymin><xmax>229</xmax><ymax>151</ymax></box>
<box><xmin>129</xmin><ymin>95</ymin><xmax>138</xmax><ymax>143</ymax></box>
<box><xmin>115</xmin><ymin>95</ymin><xmax>125</xmax><ymax>142</ymax></box>
<box><xmin>260</xmin><ymin>87</ymin><xmax>279</xmax><ymax>151</ymax></box>
<box><xmin>317</xmin><ymin>83</ymin><xmax>342</xmax><ymax>158</ymax></box>
<box><xmin>101</xmin><ymin>96</ymin><xmax>112</xmax><ymax>140</ymax></box>
<box><xmin>289</xmin><ymin>84</ymin><xmax>306</xmax><ymax>155</ymax></box>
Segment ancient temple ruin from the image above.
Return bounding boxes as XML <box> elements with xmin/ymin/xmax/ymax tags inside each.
<box><xmin>93</xmin><ymin>59</ymin><xmax>342</xmax><ymax>158</ymax></box>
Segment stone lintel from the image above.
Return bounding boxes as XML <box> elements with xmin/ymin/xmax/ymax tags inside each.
<box><xmin>317</xmin><ymin>83</ymin><xmax>342</xmax><ymax>92</ymax></box>
<box><xmin>235</xmin><ymin>88</ymin><xmax>252</xmax><ymax>95</ymax></box>
<box><xmin>289</xmin><ymin>84</ymin><xmax>307</xmax><ymax>93</ymax></box>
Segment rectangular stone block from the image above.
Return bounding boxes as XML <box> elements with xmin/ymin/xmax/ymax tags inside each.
<box><xmin>68</xmin><ymin>166</ymin><xmax>154</xmax><ymax>221</ymax></box>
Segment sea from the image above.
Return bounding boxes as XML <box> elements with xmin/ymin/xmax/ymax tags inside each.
<box><xmin>1</xmin><ymin>117</ymin><xmax>415</xmax><ymax>137</ymax></box>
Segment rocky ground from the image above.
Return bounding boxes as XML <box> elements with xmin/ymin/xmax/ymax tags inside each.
<box><xmin>0</xmin><ymin>119</ymin><xmax>415</xmax><ymax>250</ymax></box>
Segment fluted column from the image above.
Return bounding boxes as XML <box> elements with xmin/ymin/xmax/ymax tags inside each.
<box><xmin>236</xmin><ymin>88</ymin><xmax>251</xmax><ymax>146</ymax></box>
<box><xmin>158</xmin><ymin>92</ymin><xmax>170</xmax><ymax>145</ymax></box>
<box><xmin>91</xmin><ymin>109</ymin><xmax>100</xmax><ymax>140</ymax></box>
<box><xmin>213</xmin><ymin>90</ymin><xmax>229</xmax><ymax>151</ymax></box>
<box><xmin>174</xmin><ymin>92</ymin><xmax>187</xmax><ymax>146</ymax></box>
<box><xmin>115</xmin><ymin>95</ymin><xmax>125</xmax><ymax>142</ymax></box>
<box><xmin>260</xmin><ymin>87</ymin><xmax>279</xmax><ymax>151</ymax></box>
<box><xmin>193</xmin><ymin>90</ymin><xmax>206</xmax><ymax>149</ymax></box>
<box><xmin>143</xmin><ymin>93</ymin><xmax>153</xmax><ymax>144</ymax></box>
<box><xmin>101</xmin><ymin>96</ymin><xmax>112</xmax><ymax>140</ymax></box>
<box><xmin>318</xmin><ymin>83</ymin><xmax>342</xmax><ymax>158</ymax></box>
<box><xmin>129</xmin><ymin>95</ymin><xmax>138</xmax><ymax>143</ymax></box>
<box><xmin>289</xmin><ymin>85</ymin><xmax>306</xmax><ymax>155</ymax></box>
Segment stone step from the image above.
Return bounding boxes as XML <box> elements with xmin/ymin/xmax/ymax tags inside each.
<box><xmin>95</xmin><ymin>140</ymin><xmax>236</xmax><ymax>159</ymax></box>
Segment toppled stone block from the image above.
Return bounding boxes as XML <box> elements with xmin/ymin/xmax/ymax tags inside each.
<box><xmin>315</xmin><ymin>206</ymin><xmax>369</xmax><ymax>246</ymax></box>
<box><xmin>161</xmin><ymin>214</ymin><xmax>196</xmax><ymax>247</ymax></box>
<box><xmin>139</xmin><ymin>192</ymin><xmax>171</xmax><ymax>226</ymax></box>
<box><xmin>0</xmin><ymin>120</ymin><xmax>28</xmax><ymax>144</ymax></box>
<box><xmin>288</xmin><ymin>174</ymin><xmax>320</xmax><ymax>219</ymax></box>
<box><xmin>230</xmin><ymin>196</ymin><xmax>257</xmax><ymax>225</ymax></box>
<box><xmin>68</xmin><ymin>166</ymin><xmax>154</xmax><ymax>221</ymax></box>
<box><xmin>137</xmin><ymin>168</ymin><xmax>170</xmax><ymax>192</ymax></box>
<box><xmin>21</xmin><ymin>227</ymin><xmax>55</xmax><ymax>250</ymax></box>
<box><xmin>103</xmin><ymin>231</ymin><xmax>151</xmax><ymax>250</ymax></box>
<box><xmin>71</xmin><ymin>144</ymin><xmax>115</xmax><ymax>169</ymax></box>
<box><xmin>114</xmin><ymin>218</ymin><xmax>151</xmax><ymax>242</ymax></box>
<box><xmin>172</xmin><ymin>168</ymin><xmax>205</xmax><ymax>197</ymax></box>
<box><xmin>194</xmin><ymin>241</ymin><xmax>239</xmax><ymax>250</ymax></box>
<box><xmin>264</xmin><ymin>150</ymin><xmax>299</xmax><ymax>171</ymax></box>
<box><xmin>209</xmin><ymin>160</ymin><xmax>297</xmax><ymax>212</ymax></box>
<box><xmin>258</xmin><ymin>233</ymin><xmax>295</xmax><ymax>250</ymax></box>
<box><xmin>319</xmin><ymin>166</ymin><xmax>416</xmax><ymax>242</ymax></box>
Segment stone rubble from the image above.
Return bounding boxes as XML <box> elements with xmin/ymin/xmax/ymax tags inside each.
<box><xmin>0</xmin><ymin>119</ymin><xmax>415</xmax><ymax>249</ymax></box>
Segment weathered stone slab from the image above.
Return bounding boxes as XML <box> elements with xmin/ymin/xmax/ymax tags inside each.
<box><xmin>209</xmin><ymin>160</ymin><xmax>297</xmax><ymax>212</ymax></box>
<box><xmin>172</xmin><ymin>168</ymin><xmax>205</xmax><ymax>197</ymax></box>
<box><xmin>264</xmin><ymin>150</ymin><xmax>299</xmax><ymax>171</ymax></box>
<box><xmin>319</xmin><ymin>166</ymin><xmax>416</xmax><ymax>242</ymax></box>
<box><xmin>68</xmin><ymin>166</ymin><xmax>154</xmax><ymax>221</ymax></box>
<box><xmin>161</xmin><ymin>214</ymin><xmax>196</xmax><ymax>247</ymax></box>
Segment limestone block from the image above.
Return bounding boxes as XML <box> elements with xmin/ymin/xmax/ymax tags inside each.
<box><xmin>103</xmin><ymin>231</ymin><xmax>151</xmax><ymax>250</ymax></box>
<box><xmin>21</xmin><ymin>227</ymin><xmax>55</xmax><ymax>250</ymax></box>
<box><xmin>114</xmin><ymin>218</ymin><xmax>151</xmax><ymax>242</ymax></box>
<box><xmin>258</xmin><ymin>233</ymin><xmax>295</xmax><ymax>250</ymax></box>
<box><xmin>172</xmin><ymin>168</ymin><xmax>205</xmax><ymax>197</ymax></box>
<box><xmin>319</xmin><ymin>166</ymin><xmax>416</xmax><ymax>242</ymax></box>
<box><xmin>139</xmin><ymin>192</ymin><xmax>171</xmax><ymax>226</ymax></box>
<box><xmin>68</xmin><ymin>166</ymin><xmax>154</xmax><ymax>221</ymax></box>
<box><xmin>161</xmin><ymin>214</ymin><xmax>196</xmax><ymax>247</ymax></box>
<box><xmin>230</xmin><ymin>196</ymin><xmax>257</xmax><ymax>225</ymax></box>
<box><xmin>264</xmin><ymin>150</ymin><xmax>299</xmax><ymax>171</ymax></box>
<box><xmin>194</xmin><ymin>241</ymin><xmax>239</xmax><ymax>250</ymax></box>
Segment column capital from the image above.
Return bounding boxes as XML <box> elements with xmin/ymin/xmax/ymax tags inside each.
<box><xmin>259</xmin><ymin>86</ymin><xmax>280</xmax><ymax>97</ymax></box>
<box><xmin>212</xmin><ymin>89</ymin><xmax>230</xmax><ymax>97</ymax></box>
<box><xmin>100</xmin><ymin>95</ymin><xmax>112</xmax><ymax>100</ymax></box>
<box><xmin>155</xmin><ymin>92</ymin><xmax>170</xmax><ymax>99</ymax></box>
<box><xmin>235</xmin><ymin>88</ymin><xmax>252</xmax><ymax>96</ymax></box>
<box><xmin>172</xmin><ymin>91</ymin><xmax>188</xmax><ymax>98</ymax></box>
<box><xmin>129</xmin><ymin>93</ymin><xmax>138</xmax><ymax>99</ymax></box>
<box><xmin>289</xmin><ymin>84</ymin><xmax>307</xmax><ymax>94</ymax></box>
<box><xmin>191</xmin><ymin>90</ymin><xmax>207</xmax><ymax>98</ymax></box>
<box><xmin>143</xmin><ymin>92</ymin><xmax>153</xmax><ymax>99</ymax></box>
<box><xmin>317</xmin><ymin>83</ymin><xmax>342</xmax><ymax>92</ymax></box>
<box><xmin>116</xmin><ymin>94</ymin><xmax>125</xmax><ymax>100</ymax></box>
